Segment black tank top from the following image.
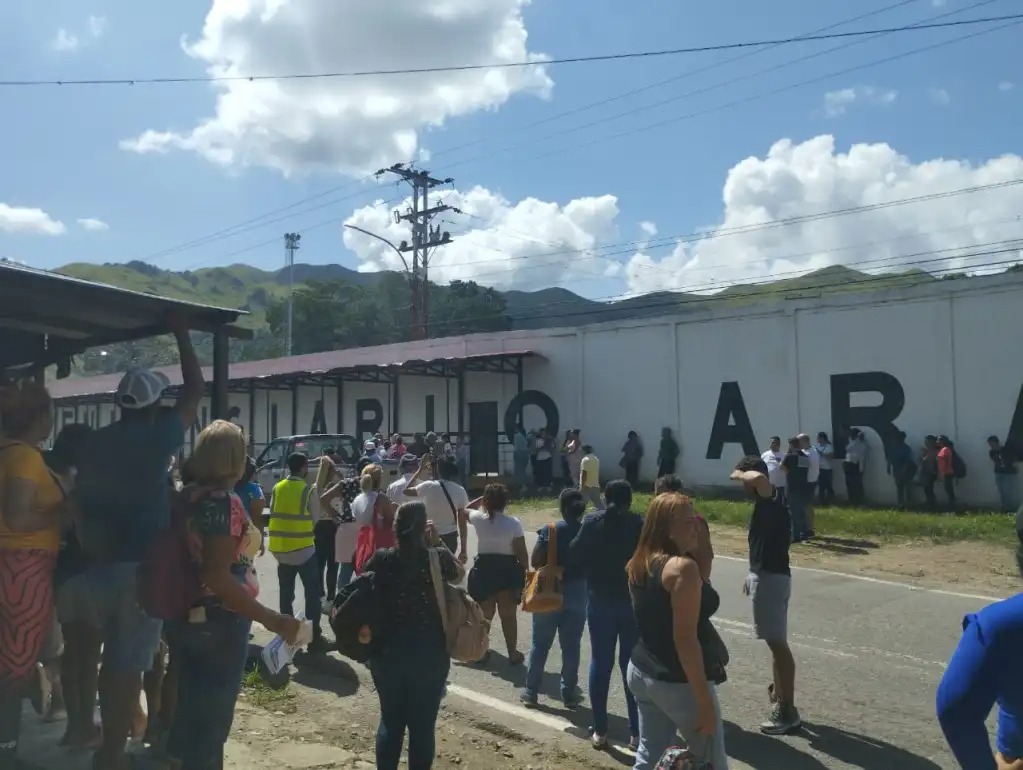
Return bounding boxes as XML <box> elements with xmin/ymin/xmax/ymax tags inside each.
<box><xmin>630</xmin><ymin>559</ymin><xmax>722</xmax><ymax>683</ymax></box>
<box><xmin>748</xmin><ymin>487</ymin><xmax>791</xmax><ymax>576</ymax></box>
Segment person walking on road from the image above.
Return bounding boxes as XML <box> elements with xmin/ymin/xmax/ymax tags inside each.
<box><xmin>626</xmin><ymin>492</ymin><xmax>730</xmax><ymax>770</ymax></box>
<box><xmin>579</xmin><ymin>445</ymin><xmax>602</xmax><ymax>511</ymax></box>
<box><xmin>268</xmin><ymin>452</ymin><xmax>328</xmax><ymax>653</ymax></box>
<box><xmin>363</xmin><ymin>502</ymin><xmax>465</xmax><ymax>770</ymax></box>
<box><xmin>731</xmin><ymin>456</ymin><xmax>801</xmax><ymax>735</ymax></box>
<box><xmin>569</xmin><ymin>479</ymin><xmax>643</xmax><ymax>750</ymax></box>
<box><xmin>521</xmin><ymin>489</ymin><xmax>588</xmax><ymax>709</ymax></box>
<box><xmin>465</xmin><ymin>484</ymin><xmax>529</xmax><ymax>665</ymax></box>
<box><xmin>937</xmin><ymin>522</ymin><xmax>1023</xmax><ymax>769</ymax></box>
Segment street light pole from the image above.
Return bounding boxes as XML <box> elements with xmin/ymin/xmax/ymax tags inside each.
<box><xmin>284</xmin><ymin>232</ymin><xmax>301</xmax><ymax>357</ymax></box>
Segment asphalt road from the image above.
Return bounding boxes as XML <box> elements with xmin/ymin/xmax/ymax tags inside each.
<box><xmin>253</xmin><ymin>527</ymin><xmax>998</xmax><ymax>770</ymax></box>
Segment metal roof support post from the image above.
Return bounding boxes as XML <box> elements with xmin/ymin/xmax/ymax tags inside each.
<box><xmin>456</xmin><ymin>365</ymin><xmax>465</xmax><ymax>439</ymax></box>
<box><xmin>516</xmin><ymin>355</ymin><xmax>524</xmax><ymax>431</ymax></box>
<box><xmin>211</xmin><ymin>328</ymin><xmax>230</xmax><ymax>421</ymax></box>
<box><xmin>392</xmin><ymin>373</ymin><xmax>400</xmax><ymax>434</ymax></box>
<box><xmin>290</xmin><ymin>380</ymin><xmax>299</xmax><ymax>435</ymax></box>
<box><xmin>336</xmin><ymin>376</ymin><xmax>344</xmax><ymax>433</ymax></box>
<box><xmin>247</xmin><ymin>381</ymin><xmax>256</xmax><ymax>453</ymax></box>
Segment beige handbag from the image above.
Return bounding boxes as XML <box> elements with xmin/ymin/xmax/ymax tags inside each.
<box><xmin>521</xmin><ymin>523</ymin><xmax>564</xmax><ymax>613</ymax></box>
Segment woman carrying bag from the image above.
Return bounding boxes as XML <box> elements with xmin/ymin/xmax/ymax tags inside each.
<box><xmin>521</xmin><ymin>488</ymin><xmax>588</xmax><ymax>708</ymax></box>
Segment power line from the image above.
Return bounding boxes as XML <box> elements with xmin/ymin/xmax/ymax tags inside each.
<box><xmin>3</xmin><ymin>15</ymin><xmax>1019</xmax><ymax>87</ymax></box>
<box><xmin>101</xmin><ymin>0</ymin><xmax>1000</xmax><ymax>271</ymax></box>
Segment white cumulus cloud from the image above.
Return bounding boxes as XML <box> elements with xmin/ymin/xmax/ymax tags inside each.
<box><xmin>121</xmin><ymin>0</ymin><xmax>552</xmax><ymax>177</ymax></box>
<box><xmin>51</xmin><ymin>15</ymin><xmax>106</xmax><ymax>52</ymax></box>
<box><xmin>344</xmin><ymin>186</ymin><xmax>620</xmax><ymax>291</ymax></box>
<box><xmin>999</xmin><ymin>81</ymin><xmax>1015</xmax><ymax>92</ymax></box>
<box><xmin>77</xmin><ymin>217</ymin><xmax>109</xmax><ymax>232</ymax></box>
<box><xmin>928</xmin><ymin>87</ymin><xmax>952</xmax><ymax>106</ymax></box>
<box><xmin>0</xmin><ymin>204</ymin><xmax>66</xmax><ymax>235</ymax></box>
<box><xmin>625</xmin><ymin>135</ymin><xmax>1023</xmax><ymax>296</ymax></box>
<box><xmin>823</xmin><ymin>86</ymin><xmax>898</xmax><ymax>118</ymax></box>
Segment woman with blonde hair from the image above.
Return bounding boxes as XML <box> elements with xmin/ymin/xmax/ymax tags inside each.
<box><xmin>625</xmin><ymin>493</ymin><xmax>729</xmax><ymax>770</ymax></box>
<box><xmin>0</xmin><ymin>380</ymin><xmax>73</xmax><ymax>764</ymax></box>
<box><xmin>166</xmin><ymin>420</ymin><xmax>301</xmax><ymax>770</ymax></box>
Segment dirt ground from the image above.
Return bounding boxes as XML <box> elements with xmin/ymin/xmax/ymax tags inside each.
<box><xmin>515</xmin><ymin>506</ymin><xmax>1021</xmax><ymax>596</ymax></box>
<box><xmin>222</xmin><ymin>505</ymin><xmax>1019</xmax><ymax>770</ymax></box>
<box><xmin>230</xmin><ymin>651</ymin><xmax>628</xmax><ymax>770</ymax></box>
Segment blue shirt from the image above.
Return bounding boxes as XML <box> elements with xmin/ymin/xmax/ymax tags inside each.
<box><xmin>937</xmin><ymin>592</ymin><xmax>1023</xmax><ymax>768</ymax></box>
<box><xmin>535</xmin><ymin>518</ymin><xmax>584</xmax><ymax>583</ymax></box>
<box><xmin>234</xmin><ymin>480</ymin><xmax>265</xmax><ymax>520</ymax></box>
<box><xmin>568</xmin><ymin>505</ymin><xmax>644</xmax><ymax>600</ymax></box>
<box><xmin>75</xmin><ymin>409</ymin><xmax>184</xmax><ymax>563</ymax></box>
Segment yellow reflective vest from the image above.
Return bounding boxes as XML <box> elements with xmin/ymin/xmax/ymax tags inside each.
<box><xmin>268</xmin><ymin>476</ymin><xmax>314</xmax><ymax>554</ymax></box>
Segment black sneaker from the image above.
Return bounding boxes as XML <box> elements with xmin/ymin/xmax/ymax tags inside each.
<box><xmin>562</xmin><ymin>687</ymin><xmax>584</xmax><ymax>709</ymax></box>
<box><xmin>760</xmin><ymin>702</ymin><xmax>801</xmax><ymax>735</ymax></box>
<box><xmin>306</xmin><ymin>636</ymin><xmax>331</xmax><ymax>654</ymax></box>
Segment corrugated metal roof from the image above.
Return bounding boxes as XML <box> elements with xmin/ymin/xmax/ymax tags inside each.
<box><xmin>48</xmin><ymin>337</ymin><xmax>539</xmax><ymax>400</ymax></box>
<box><xmin>0</xmin><ymin>262</ymin><xmax>247</xmax><ymax>371</ymax></box>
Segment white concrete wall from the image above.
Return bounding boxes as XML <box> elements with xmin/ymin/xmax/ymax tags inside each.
<box><xmin>52</xmin><ymin>275</ymin><xmax>1023</xmax><ymax>506</ymax></box>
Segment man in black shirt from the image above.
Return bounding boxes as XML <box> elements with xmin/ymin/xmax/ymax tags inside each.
<box><xmin>988</xmin><ymin>436</ymin><xmax>1019</xmax><ymax>513</ymax></box>
<box><xmin>731</xmin><ymin>456</ymin><xmax>801</xmax><ymax>736</ymax></box>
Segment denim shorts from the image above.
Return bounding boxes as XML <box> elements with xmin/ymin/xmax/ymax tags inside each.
<box><xmin>747</xmin><ymin>571</ymin><xmax>791</xmax><ymax>643</ymax></box>
<box><xmin>77</xmin><ymin>562</ymin><xmax>163</xmax><ymax>672</ymax></box>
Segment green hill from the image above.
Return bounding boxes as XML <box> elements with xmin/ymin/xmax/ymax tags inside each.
<box><xmin>54</xmin><ymin>259</ymin><xmax>942</xmax><ymax>376</ymax></box>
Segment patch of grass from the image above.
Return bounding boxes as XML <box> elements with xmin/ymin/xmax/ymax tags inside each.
<box><xmin>240</xmin><ymin>668</ymin><xmax>298</xmax><ymax>714</ymax></box>
<box><xmin>510</xmin><ymin>495</ymin><xmax>1017</xmax><ymax>546</ymax></box>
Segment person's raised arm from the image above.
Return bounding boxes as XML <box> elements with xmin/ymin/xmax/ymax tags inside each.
<box><xmin>667</xmin><ymin>557</ymin><xmax>716</xmax><ymax>737</ymax></box>
<box><xmin>936</xmin><ymin>615</ymin><xmax>1000</xmax><ymax>769</ymax></box>
<box><xmin>199</xmin><ymin>535</ymin><xmax>300</xmax><ymax>644</ymax></box>
<box><xmin>403</xmin><ymin>457</ymin><xmax>430</xmax><ymax>495</ymax></box>
<box><xmin>730</xmin><ymin>469</ymin><xmax>773</xmax><ymax>499</ymax></box>
<box><xmin>167</xmin><ymin>312</ymin><xmax>204</xmax><ymax>430</ymax></box>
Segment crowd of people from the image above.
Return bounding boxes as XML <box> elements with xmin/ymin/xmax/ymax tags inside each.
<box><xmin>2</xmin><ymin>323</ymin><xmax>1022</xmax><ymax>770</ymax></box>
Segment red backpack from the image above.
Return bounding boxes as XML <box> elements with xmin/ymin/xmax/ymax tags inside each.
<box><xmin>138</xmin><ymin>489</ymin><xmax>208</xmax><ymax>621</ymax></box>
<box><xmin>353</xmin><ymin>494</ymin><xmax>396</xmax><ymax>575</ymax></box>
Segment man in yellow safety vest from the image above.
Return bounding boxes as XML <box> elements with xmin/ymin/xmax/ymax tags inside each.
<box><xmin>268</xmin><ymin>452</ymin><xmax>327</xmax><ymax>651</ymax></box>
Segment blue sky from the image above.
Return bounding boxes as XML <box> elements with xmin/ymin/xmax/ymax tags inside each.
<box><xmin>0</xmin><ymin>0</ymin><xmax>1020</xmax><ymax>300</ymax></box>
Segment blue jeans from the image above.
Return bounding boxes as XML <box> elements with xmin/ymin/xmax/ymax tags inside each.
<box><xmin>369</xmin><ymin>631</ymin><xmax>450</xmax><ymax>770</ymax></box>
<box><xmin>788</xmin><ymin>489</ymin><xmax>808</xmax><ymax>540</ymax></box>
<box><xmin>166</xmin><ymin>610</ymin><xmax>252</xmax><ymax>770</ymax></box>
<box><xmin>524</xmin><ymin>579</ymin><xmax>588</xmax><ymax>700</ymax></box>
<box><xmin>627</xmin><ymin>662</ymin><xmax>729</xmax><ymax>770</ymax></box>
<box><xmin>336</xmin><ymin>562</ymin><xmax>355</xmax><ymax>593</ymax></box>
<box><xmin>277</xmin><ymin>553</ymin><xmax>322</xmax><ymax>636</ymax></box>
<box><xmin>996</xmin><ymin>473</ymin><xmax>1018</xmax><ymax>512</ymax></box>
<box><xmin>588</xmin><ymin>594</ymin><xmax>639</xmax><ymax>738</ymax></box>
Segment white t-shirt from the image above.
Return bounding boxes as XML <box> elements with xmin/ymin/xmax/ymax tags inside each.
<box><xmin>387</xmin><ymin>474</ymin><xmax>416</xmax><ymax>505</ymax></box>
<box><xmin>414</xmin><ymin>479</ymin><xmax>469</xmax><ymax>536</ymax></box>
<box><xmin>335</xmin><ymin>491</ymin><xmax>381</xmax><ymax>563</ymax></box>
<box><xmin>804</xmin><ymin>446</ymin><xmax>821</xmax><ymax>484</ymax></box>
<box><xmin>816</xmin><ymin>442</ymin><xmax>833</xmax><ymax>471</ymax></box>
<box><xmin>468</xmin><ymin>510</ymin><xmax>524</xmax><ymax>556</ymax></box>
<box><xmin>762</xmin><ymin>450</ymin><xmax>787</xmax><ymax>489</ymax></box>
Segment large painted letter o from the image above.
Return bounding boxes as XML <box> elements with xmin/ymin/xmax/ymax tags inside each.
<box><xmin>504</xmin><ymin>390</ymin><xmax>559</xmax><ymax>444</ymax></box>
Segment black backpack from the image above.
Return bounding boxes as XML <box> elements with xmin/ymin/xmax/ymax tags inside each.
<box><xmin>951</xmin><ymin>451</ymin><xmax>967</xmax><ymax>480</ymax></box>
<box><xmin>329</xmin><ymin>571</ymin><xmax>380</xmax><ymax>663</ymax></box>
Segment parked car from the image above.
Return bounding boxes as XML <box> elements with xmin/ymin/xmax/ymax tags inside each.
<box><xmin>254</xmin><ymin>433</ymin><xmax>401</xmax><ymax>492</ymax></box>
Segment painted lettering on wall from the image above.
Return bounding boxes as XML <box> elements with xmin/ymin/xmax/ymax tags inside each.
<box><xmin>310</xmin><ymin>400</ymin><xmax>327</xmax><ymax>435</ymax></box>
<box><xmin>705</xmin><ymin>381</ymin><xmax>758</xmax><ymax>459</ymax></box>
<box><xmin>355</xmin><ymin>398</ymin><xmax>384</xmax><ymax>440</ymax></box>
<box><xmin>704</xmin><ymin>371</ymin><xmax>909</xmax><ymax>459</ymax></box>
<box><xmin>503</xmin><ymin>390</ymin><xmax>559</xmax><ymax>444</ymax></box>
<box><xmin>830</xmin><ymin>371</ymin><xmax>905</xmax><ymax>459</ymax></box>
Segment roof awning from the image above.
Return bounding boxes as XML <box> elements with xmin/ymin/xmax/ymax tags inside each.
<box><xmin>49</xmin><ymin>344</ymin><xmax>543</xmax><ymax>402</ymax></box>
<box><xmin>0</xmin><ymin>262</ymin><xmax>249</xmax><ymax>374</ymax></box>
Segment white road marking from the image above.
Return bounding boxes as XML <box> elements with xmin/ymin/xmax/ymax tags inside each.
<box><xmin>715</xmin><ymin>554</ymin><xmax>1002</xmax><ymax>602</ymax></box>
<box><xmin>713</xmin><ymin>617</ymin><xmax>947</xmax><ymax>669</ymax></box>
<box><xmin>446</xmin><ymin>684</ymin><xmax>576</xmax><ymax>732</ymax></box>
